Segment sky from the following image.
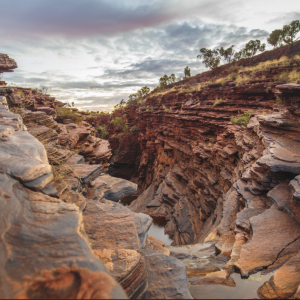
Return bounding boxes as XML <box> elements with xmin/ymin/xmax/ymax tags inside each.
<box><xmin>1</xmin><ymin>0</ymin><xmax>300</xmax><ymax>112</ymax></box>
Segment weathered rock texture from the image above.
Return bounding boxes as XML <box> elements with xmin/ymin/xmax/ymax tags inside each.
<box><xmin>89</xmin><ymin>174</ymin><xmax>138</xmax><ymax>201</ymax></box>
<box><xmin>141</xmin><ymin>250</ymin><xmax>193</xmax><ymax>299</ymax></box>
<box><xmin>107</xmin><ymin>52</ymin><xmax>300</xmax><ymax>298</ymax></box>
<box><xmin>0</xmin><ymin>100</ymin><xmax>127</xmax><ymax>299</ymax></box>
<box><xmin>0</xmin><ymin>60</ymin><xmax>187</xmax><ymax>298</ymax></box>
<box><xmin>0</xmin><ymin>86</ymin><xmax>112</xmax><ymax>171</ymax></box>
<box><xmin>0</xmin><ymin>53</ymin><xmax>17</xmax><ymax>73</ymax></box>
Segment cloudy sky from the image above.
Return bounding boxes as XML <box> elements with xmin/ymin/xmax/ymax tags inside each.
<box><xmin>1</xmin><ymin>0</ymin><xmax>300</xmax><ymax>111</ymax></box>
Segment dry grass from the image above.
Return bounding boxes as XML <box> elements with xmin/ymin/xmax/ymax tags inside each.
<box><xmin>56</xmin><ymin>106</ymin><xmax>84</xmax><ymax>123</ymax></box>
<box><xmin>241</xmin><ymin>55</ymin><xmax>297</xmax><ymax>73</ymax></box>
<box><xmin>213</xmin><ymin>77</ymin><xmax>227</xmax><ymax>86</ymax></box>
<box><xmin>274</xmin><ymin>69</ymin><xmax>300</xmax><ymax>83</ymax></box>
<box><xmin>235</xmin><ymin>74</ymin><xmax>252</xmax><ymax>86</ymax></box>
<box><xmin>213</xmin><ymin>97</ymin><xmax>224</xmax><ymax>107</ymax></box>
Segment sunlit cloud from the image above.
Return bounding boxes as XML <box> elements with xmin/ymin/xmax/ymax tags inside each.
<box><xmin>1</xmin><ymin>0</ymin><xmax>299</xmax><ymax>111</ymax></box>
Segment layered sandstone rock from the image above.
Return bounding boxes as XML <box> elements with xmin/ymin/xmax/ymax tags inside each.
<box><xmin>0</xmin><ymin>53</ymin><xmax>17</xmax><ymax>73</ymax></box>
<box><xmin>0</xmin><ymin>54</ymin><xmax>204</xmax><ymax>299</ymax></box>
<box><xmin>88</xmin><ymin>174</ymin><xmax>138</xmax><ymax>201</ymax></box>
<box><xmin>0</xmin><ymin>101</ymin><xmax>127</xmax><ymax>299</ymax></box>
<box><xmin>107</xmin><ymin>54</ymin><xmax>300</xmax><ymax>298</ymax></box>
<box><xmin>141</xmin><ymin>250</ymin><xmax>193</xmax><ymax>299</ymax></box>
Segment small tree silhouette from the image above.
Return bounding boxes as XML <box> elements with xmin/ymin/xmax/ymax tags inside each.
<box><xmin>184</xmin><ymin>66</ymin><xmax>191</xmax><ymax>78</ymax></box>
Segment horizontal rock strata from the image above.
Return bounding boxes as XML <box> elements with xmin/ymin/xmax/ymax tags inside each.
<box><xmin>0</xmin><ymin>101</ymin><xmax>127</xmax><ymax>299</ymax></box>
<box><xmin>108</xmin><ymin>53</ymin><xmax>300</xmax><ymax>298</ymax></box>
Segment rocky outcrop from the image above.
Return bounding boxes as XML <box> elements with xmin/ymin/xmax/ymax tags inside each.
<box><xmin>141</xmin><ymin>250</ymin><xmax>193</xmax><ymax>299</ymax></box>
<box><xmin>0</xmin><ymin>95</ymin><xmax>189</xmax><ymax>299</ymax></box>
<box><xmin>0</xmin><ymin>100</ymin><xmax>127</xmax><ymax>299</ymax></box>
<box><xmin>105</xmin><ymin>52</ymin><xmax>300</xmax><ymax>298</ymax></box>
<box><xmin>88</xmin><ymin>174</ymin><xmax>138</xmax><ymax>201</ymax></box>
<box><xmin>0</xmin><ymin>86</ymin><xmax>112</xmax><ymax>171</ymax></box>
<box><xmin>0</xmin><ymin>54</ymin><xmax>204</xmax><ymax>299</ymax></box>
<box><xmin>0</xmin><ymin>53</ymin><xmax>17</xmax><ymax>73</ymax></box>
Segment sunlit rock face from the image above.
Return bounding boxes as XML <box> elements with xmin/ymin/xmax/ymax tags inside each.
<box><xmin>0</xmin><ymin>51</ymin><xmax>196</xmax><ymax>299</ymax></box>
<box><xmin>109</xmin><ymin>50</ymin><xmax>300</xmax><ymax>298</ymax></box>
<box><xmin>0</xmin><ymin>53</ymin><xmax>17</xmax><ymax>73</ymax></box>
<box><xmin>0</xmin><ymin>100</ymin><xmax>127</xmax><ymax>299</ymax></box>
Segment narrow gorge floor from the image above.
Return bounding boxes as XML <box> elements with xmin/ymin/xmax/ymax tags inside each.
<box><xmin>120</xmin><ymin>196</ymin><xmax>173</xmax><ymax>245</ymax></box>
<box><xmin>120</xmin><ymin>186</ymin><xmax>272</xmax><ymax>299</ymax></box>
<box><xmin>167</xmin><ymin>242</ymin><xmax>275</xmax><ymax>299</ymax></box>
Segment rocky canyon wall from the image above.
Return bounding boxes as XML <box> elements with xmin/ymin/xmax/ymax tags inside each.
<box><xmin>0</xmin><ymin>54</ymin><xmax>192</xmax><ymax>299</ymax></box>
<box><xmin>110</xmin><ymin>53</ymin><xmax>300</xmax><ymax>297</ymax></box>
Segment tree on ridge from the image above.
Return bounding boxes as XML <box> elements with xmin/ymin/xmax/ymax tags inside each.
<box><xmin>218</xmin><ymin>45</ymin><xmax>235</xmax><ymax>63</ymax></box>
<box><xmin>267</xmin><ymin>20</ymin><xmax>300</xmax><ymax>53</ymax></box>
<box><xmin>184</xmin><ymin>66</ymin><xmax>191</xmax><ymax>78</ymax></box>
<box><xmin>197</xmin><ymin>48</ymin><xmax>221</xmax><ymax>74</ymax></box>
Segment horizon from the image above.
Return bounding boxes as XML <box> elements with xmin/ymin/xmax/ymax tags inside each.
<box><xmin>1</xmin><ymin>0</ymin><xmax>300</xmax><ymax>111</ymax></box>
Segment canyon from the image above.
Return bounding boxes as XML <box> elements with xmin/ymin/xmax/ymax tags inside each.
<box><xmin>1</xmin><ymin>41</ymin><xmax>300</xmax><ymax>299</ymax></box>
<box><xmin>0</xmin><ymin>54</ymin><xmax>191</xmax><ymax>299</ymax></box>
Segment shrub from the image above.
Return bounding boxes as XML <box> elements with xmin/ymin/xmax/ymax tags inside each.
<box><xmin>230</xmin><ymin>110</ymin><xmax>253</xmax><ymax>126</ymax></box>
<box><xmin>101</xmin><ymin>131</ymin><xmax>109</xmax><ymax>139</ymax></box>
<box><xmin>276</xmin><ymin>98</ymin><xmax>283</xmax><ymax>105</ymax></box>
<box><xmin>56</xmin><ymin>107</ymin><xmax>84</xmax><ymax>123</ymax></box>
<box><xmin>146</xmin><ymin>106</ymin><xmax>154</xmax><ymax>111</ymax></box>
<box><xmin>235</xmin><ymin>74</ymin><xmax>252</xmax><ymax>86</ymax></box>
<box><xmin>16</xmin><ymin>91</ymin><xmax>25</xmax><ymax>98</ymax></box>
<box><xmin>117</xmin><ymin>133</ymin><xmax>123</xmax><ymax>141</ymax></box>
<box><xmin>275</xmin><ymin>71</ymin><xmax>290</xmax><ymax>83</ymax></box>
<box><xmin>97</xmin><ymin>124</ymin><xmax>107</xmax><ymax>133</ymax></box>
<box><xmin>111</xmin><ymin>117</ymin><xmax>123</xmax><ymax>127</ymax></box>
<box><xmin>130</xmin><ymin>125</ymin><xmax>139</xmax><ymax>134</ymax></box>
<box><xmin>164</xmin><ymin>108</ymin><xmax>170</xmax><ymax>112</ymax></box>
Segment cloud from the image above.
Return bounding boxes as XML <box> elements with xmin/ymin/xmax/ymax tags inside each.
<box><xmin>0</xmin><ymin>0</ymin><xmax>239</xmax><ymax>39</ymax></box>
<box><xmin>2</xmin><ymin>0</ymin><xmax>297</xmax><ymax>113</ymax></box>
<box><xmin>268</xmin><ymin>12</ymin><xmax>300</xmax><ymax>26</ymax></box>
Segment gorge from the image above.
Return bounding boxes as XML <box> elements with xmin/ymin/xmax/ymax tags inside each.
<box><xmin>1</xmin><ymin>41</ymin><xmax>300</xmax><ymax>299</ymax></box>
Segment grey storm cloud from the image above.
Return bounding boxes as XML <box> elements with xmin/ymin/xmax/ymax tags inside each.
<box><xmin>98</xmin><ymin>58</ymin><xmax>201</xmax><ymax>81</ymax></box>
<box><xmin>2</xmin><ymin>0</ymin><xmax>290</xmax><ymax>111</ymax></box>
<box><xmin>0</xmin><ymin>0</ymin><xmax>239</xmax><ymax>39</ymax></box>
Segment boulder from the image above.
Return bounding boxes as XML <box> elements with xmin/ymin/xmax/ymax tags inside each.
<box><xmin>141</xmin><ymin>250</ymin><xmax>193</xmax><ymax>299</ymax></box>
<box><xmin>91</xmin><ymin>174</ymin><xmax>138</xmax><ymax>201</ymax></box>
<box><xmin>94</xmin><ymin>249</ymin><xmax>147</xmax><ymax>299</ymax></box>
<box><xmin>235</xmin><ymin>205</ymin><xmax>300</xmax><ymax>277</ymax></box>
<box><xmin>83</xmin><ymin>200</ymin><xmax>151</xmax><ymax>251</ymax></box>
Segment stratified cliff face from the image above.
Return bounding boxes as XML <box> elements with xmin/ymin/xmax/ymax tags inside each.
<box><xmin>0</xmin><ymin>55</ymin><xmax>192</xmax><ymax>299</ymax></box>
<box><xmin>107</xmin><ymin>105</ymin><xmax>142</xmax><ymax>181</ymax></box>
<box><xmin>0</xmin><ymin>97</ymin><xmax>127</xmax><ymax>299</ymax></box>
<box><xmin>114</xmin><ymin>53</ymin><xmax>300</xmax><ymax>297</ymax></box>
<box><xmin>127</xmin><ymin>62</ymin><xmax>296</xmax><ymax>245</ymax></box>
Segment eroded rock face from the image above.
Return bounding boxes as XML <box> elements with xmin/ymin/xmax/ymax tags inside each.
<box><xmin>0</xmin><ymin>53</ymin><xmax>17</xmax><ymax>73</ymax></box>
<box><xmin>90</xmin><ymin>174</ymin><xmax>138</xmax><ymax>201</ymax></box>
<box><xmin>141</xmin><ymin>250</ymin><xmax>193</xmax><ymax>299</ymax></box>
<box><xmin>0</xmin><ymin>101</ymin><xmax>56</xmax><ymax>196</ymax></box>
<box><xmin>109</xmin><ymin>59</ymin><xmax>300</xmax><ymax>297</ymax></box>
<box><xmin>83</xmin><ymin>200</ymin><xmax>152</xmax><ymax>251</ymax></box>
<box><xmin>0</xmin><ymin>173</ymin><xmax>126</xmax><ymax>299</ymax></box>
